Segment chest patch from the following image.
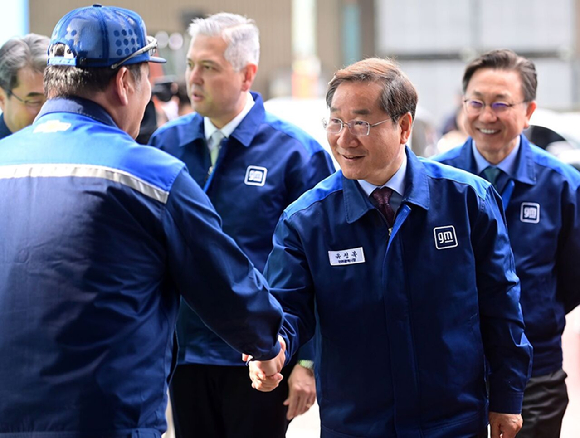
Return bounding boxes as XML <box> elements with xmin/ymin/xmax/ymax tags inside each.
<box><xmin>434</xmin><ymin>225</ymin><xmax>458</xmax><ymax>250</ymax></box>
<box><xmin>244</xmin><ymin>165</ymin><xmax>268</xmax><ymax>186</ymax></box>
<box><xmin>520</xmin><ymin>202</ymin><xmax>540</xmax><ymax>223</ymax></box>
<box><xmin>328</xmin><ymin>247</ymin><xmax>365</xmax><ymax>266</ymax></box>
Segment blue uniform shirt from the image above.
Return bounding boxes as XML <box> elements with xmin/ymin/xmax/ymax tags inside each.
<box><xmin>265</xmin><ymin>148</ymin><xmax>532</xmax><ymax>438</ymax></box>
<box><xmin>435</xmin><ymin>135</ymin><xmax>580</xmax><ymax>376</ymax></box>
<box><xmin>0</xmin><ymin>97</ymin><xmax>286</xmax><ymax>437</ymax></box>
<box><xmin>150</xmin><ymin>91</ymin><xmax>335</xmax><ymax>366</ymax></box>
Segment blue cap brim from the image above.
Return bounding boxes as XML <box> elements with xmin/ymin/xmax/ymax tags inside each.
<box><xmin>149</xmin><ymin>56</ymin><xmax>166</xmax><ymax>64</ymax></box>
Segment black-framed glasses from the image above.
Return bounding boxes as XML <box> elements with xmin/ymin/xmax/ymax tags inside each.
<box><xmin>463</xmin><ymin>99</ymin><xmax>527</xmax><ymax>115</ymax></box>
<box><xmin>110</xmin><ymin>36</ymin><xmax>158</xmax><ymax>70</ymax></box>
<box><xmin>7</xmin><ymin>89</ymin><xmax>45</xmax><ymax>109</ymax></box>
<box><xmin>322</xmin><ymin>117</ymin><xmax>390</xmax><ymax>136</ymax></box>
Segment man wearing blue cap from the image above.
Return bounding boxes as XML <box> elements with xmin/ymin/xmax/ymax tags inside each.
<box><xmin>0</xmin><ymin>5</ymin><xmax>288</xmax><ymax>438</ymax></box>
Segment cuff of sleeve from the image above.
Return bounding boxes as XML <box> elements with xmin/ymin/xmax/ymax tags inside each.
<box><xmin>488</xmin><ymin>390</ymin><xmax>524</xmax><ymax>414</ymax></box>
<box><xmin>251</xmin><ymin>341</ymin><xmax>281</xmax><ymax>361</ymax></box>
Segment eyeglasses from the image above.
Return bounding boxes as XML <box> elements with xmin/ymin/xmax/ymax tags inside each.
<box><xmin>463</xmin><ymin>99</ymin><xmax>527</xmax><ymax>115</ymax></box>
<box><xmin>322</xmin><ymin>117</ymin><xmax>391</xmax><ymax>136</ymax></box>
<box><xmin>7</xmin><ymin>89</ymin><xmax>45</xmax><ymax>109</ymax></box>
<box><xmin>110</xmin><ymin>36</ymin><xmax>159</xmax><ymax>70</ymax></box>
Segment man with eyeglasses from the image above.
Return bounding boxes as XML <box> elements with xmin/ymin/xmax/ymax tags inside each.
<box><xmin>435</xmin><ymin>49</ymin><xmax>580</xmax><ymax>438</ymax></box>
<box><xmin>0</xmin><ymin>5</ymin><xmax>290</xmax><ymax>437</ymax></box>
<box><xmin>249</xmin><ymin>57</ymin><xmax>532</xmax><ymax>438</ymax></box>
<box><xmin>0</xmin><ymin>34</ymin><xmax>49</xmax><ymax>139</ymax></box>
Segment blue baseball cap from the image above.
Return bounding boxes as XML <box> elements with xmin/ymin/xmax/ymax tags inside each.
<box><xmin>48</xmin><ymin>4</ymin><xmax>166</xmax><ymax>69</ymax></box>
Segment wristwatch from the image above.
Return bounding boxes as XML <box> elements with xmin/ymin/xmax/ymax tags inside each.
<box><xmin>297</xmin><ymin>359</ymin><xmax>314</xmax><ymax>371</ymax></box>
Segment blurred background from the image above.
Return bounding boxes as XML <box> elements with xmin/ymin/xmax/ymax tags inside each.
<box><xmin>4</xmin><ymin>0</ymin><xmax>580</xmax><ymax>163</ymax></box>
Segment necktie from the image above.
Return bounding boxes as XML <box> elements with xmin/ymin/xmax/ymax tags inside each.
<box><xmin>371</xmin><ymin>187</ymin><xmax>396</xmax><ymax>227</ymax></box>
<box><xmin>209</xmin><ymin>130</ymin><xmax>224</xmax><ymax>166</ymax></box>
<box><xmin>483</xmin><ymin>166</ymin><xmax>507</xmax><ymax>192</ymax></box>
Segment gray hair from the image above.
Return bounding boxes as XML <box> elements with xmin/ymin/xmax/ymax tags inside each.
<box><xmin>0</xmin><ymin>33</ymin><xmax>49</xmax><ymax>91</ymax></box>
<box><xmin>188</xmin><ymin>12</ymin><xmax>260</xmax><ymax>71</ymax></box>
<box><xmin>327</xmin><ymin>57</ymin><xmax>418</xmax><ymax>123</ymax></box>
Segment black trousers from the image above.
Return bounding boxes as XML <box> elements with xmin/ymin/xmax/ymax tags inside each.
<box><xmin>169</xmin><ymin>363</ymin><xmax>293</xmax><ymax>438</ymax></box>
<box><xmin>518</xmin><ymin>368</ymin><xmax>568</xmax><ymax>438</ymax></box>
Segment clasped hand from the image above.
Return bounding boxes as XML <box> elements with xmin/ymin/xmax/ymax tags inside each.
<box><xmin>242</xmin><ymin>336</ymin><xmax>286</xmax><ymax>392</ymax></box>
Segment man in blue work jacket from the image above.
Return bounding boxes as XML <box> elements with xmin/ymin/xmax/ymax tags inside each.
<box><xmin>0</xmin><ymin>5</ymin><xmax>287</xmax><ymax>438</ymax></box>
<box><xmin>249</xmin><ymin>57</ymin><xmax>533</xmax><ymax>438</ymax></box>
<box><xmin>435</xmin><ymin>49</ymin><xmax>580</xmax><ymax>438</ymax></box>
<box><xmin>148</xmin><ymin>12</ymin><xmax>334</xmax><ymax>438</ymax></box>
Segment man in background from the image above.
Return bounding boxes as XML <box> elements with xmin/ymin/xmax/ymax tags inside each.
<box><xmin>0</xmin><ymin>33</ymin><xmax>49</xmax><ymax>138</ymax></box>
<box><xmin>435</xmin><ymin>49</ymin><xmax>580</xmax><ymax>438</ymax></box>
<box><xmin>149</xmin><ymin>12</ymin><xmax>334</xmax><ymax>438</ymax></box>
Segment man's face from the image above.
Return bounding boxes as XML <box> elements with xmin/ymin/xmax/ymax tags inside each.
<box><xmin>0</xmin><ymin>67</ymin><xmax>45</xmax><ymax>133</ymax></box>
<box><xmin>463</xmin><ymin>68</ymin><xmax>536</xmax><ymax>162</ymax></box>
<box><xmin>185</xmin><ymin>34</ymin><xmax>250</xmax><ymax>128</ymax></box>
<box><xmin>328</xmin><ymin>81</ymin><xmax>411</xmax><ymax>186</ymax></box>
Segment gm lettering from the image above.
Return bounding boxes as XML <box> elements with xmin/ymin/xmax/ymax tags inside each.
<box><xmin>434</xmin><ymin>225</ymin><xmax>458</xmax><ymax>250</ymax></box>
<box><xmin>520</xmin><ymin>202</ymin><xmax>540</xmax><ymax>223</ymax></box>
<box><xmin>244</xmin><ymin>165</ymin><xmax>268</xmax><ymax>186</ymax></box>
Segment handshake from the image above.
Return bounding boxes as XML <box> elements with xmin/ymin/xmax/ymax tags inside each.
<box><xmin>243</xmin><ymin>336</ymin><xmax>287</xmax><ymax>392</ymax></box>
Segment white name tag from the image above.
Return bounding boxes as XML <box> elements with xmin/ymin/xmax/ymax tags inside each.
<box><xmin>328</xmin><ymin>247</ymin><xmax>365</xmax><ymax>266</ymax></box>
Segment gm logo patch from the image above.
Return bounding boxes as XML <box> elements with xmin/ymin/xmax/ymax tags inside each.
<box><xmin>520</xmin><ymin>202</ymin><xmax>540</xmax><ymax>223</ymax></box>
<box><xmin>244</xmin><ymin>165</ymin><xmax>268</xmax><ymax>186</ymax></box>
<box><xmin>434</xmin><ymin>225</ymin><xmax>458</xmax><ymax>250</ymax></box>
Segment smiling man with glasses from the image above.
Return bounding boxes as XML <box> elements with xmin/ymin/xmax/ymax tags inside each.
<box><xmin>249</xmin><ymin>57</ymin><xmax>532</xmax><ymax>438</ymax></box>
<box><xmin>0</xmin><ymin>34</ymin><xmax>49</xmax><ymax>139</ymax></box>
<box><xmin>435</xmin><ymin>49</ymin><xmax>580</xmax><ymax>438</ymax></box>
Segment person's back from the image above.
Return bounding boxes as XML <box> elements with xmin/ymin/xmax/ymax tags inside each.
<box><xmin>0</xmin><ymin>6</ymin><xmax>287</xmax><ymax>437</ymax></box>
<box><xmin>0</xmin><ymin>107</ymin><xmax>186</xmax><ymax>432</ymax></box>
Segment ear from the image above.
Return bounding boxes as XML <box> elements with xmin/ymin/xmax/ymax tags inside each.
<box><xmin>0</xmin><ymin>87</ymin><xmax>7</xmax><ymax>111</ymax></box>
<box><xmin>398</xmin><ymin>112</ymin><xmax>413</xmax><ymax>145</ymax></box>
<box><xmin>522</xmin><ymin>100</ymin><xmax>537</xmax><ymax>130</ymax></box>
<box><xmin>240</xmin><ymin>63</ymin><xmax>258</xmax><ymax>92</ymax></box>
<box><xmin>113</xmin><ymin>67</ymin><xmax>133</xmax><ymax>107</ymax></box>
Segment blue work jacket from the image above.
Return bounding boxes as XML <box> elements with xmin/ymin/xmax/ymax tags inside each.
<box><xmin>149</xmin><ymin>91</ymin><xmax>334</xmax><ymax>365</ymax></box>
<box><xmin>0</xmin><ymin>97</ymin><xmax>284</xmax><ymax>437</ymax></box>
<box><xmin>435</xmin><ymin>136</ymin><xmax>580</xmax><ymax>376</ymax></box>
<box><xmin>0</xmin><ymin>113</ymin><xmax>12</xmax><ymax>140</ymax></box>
<box><xmin>265</xmin><ymin>148</ymin><xmax>532</xmax><ymax>438</ymax></box>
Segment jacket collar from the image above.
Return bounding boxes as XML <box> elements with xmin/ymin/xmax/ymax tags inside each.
<box><xmin>343</xmin><ymin>147</ymin><xmax>430</xmax><ymax>224</ymax></box>
<box><xmin>460</xmin><ymin>135</ymin><xmax>536</xmax><ymax>186</ymax></box>
<box><xmin>178</xmin><ymin>91</ymin><xmax>265</xmax><ymax>148</ymax></box>
<box><xmin>37</xmin><ymin>97</ymin><xmax>118</xmax><ymax>128</ymax></box>
<box><xmin>0</xmin><ymin>113</ymin><xmax>12</xmax><ymax>139</ymax></box>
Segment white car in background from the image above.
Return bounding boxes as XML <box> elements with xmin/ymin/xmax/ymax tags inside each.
<box><xmin>526</xmin><ymin>108</ymin><xmax>580</xmax><ymax>171</ymax></box>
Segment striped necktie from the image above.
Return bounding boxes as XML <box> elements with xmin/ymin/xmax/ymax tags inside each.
<box><xmin>209</xmin><ymin>130</ymin><xmax>224</xmax><ymax>166</ymax></box>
